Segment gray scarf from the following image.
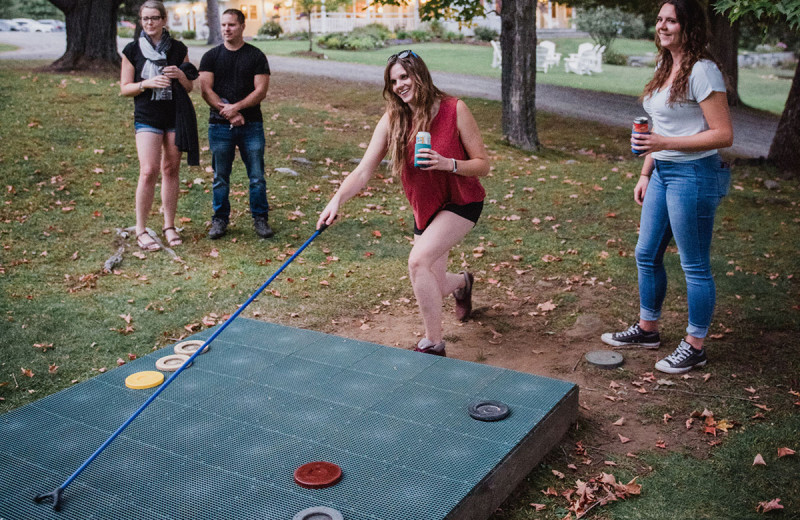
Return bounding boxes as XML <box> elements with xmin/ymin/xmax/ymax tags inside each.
<box><xmin>139</xmin><ymin>29</ymin><xmax>173</xmax><ymax>101</ymax></box>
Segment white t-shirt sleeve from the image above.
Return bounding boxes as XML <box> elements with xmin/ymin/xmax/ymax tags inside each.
<box><xmin>689</xmin><ymin>60</ymin><xmax>726</xmax><ymax>104</ymax></box>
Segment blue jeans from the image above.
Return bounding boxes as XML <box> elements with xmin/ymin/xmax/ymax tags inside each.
<box><xmin>635</xmin><ymin>154</ymin><xmax>730</xmax><ymax>338</ymax></box>
<box><xmin>208</xmin><ymin>122</ymin><xmax>269</xmax><ymax>222</ymax></box>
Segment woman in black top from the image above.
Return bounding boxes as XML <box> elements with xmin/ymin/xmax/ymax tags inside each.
<box><xmin>121</xmin><ymin>0</ymin><xmax>194</xmax><ymax>251</ymax></box>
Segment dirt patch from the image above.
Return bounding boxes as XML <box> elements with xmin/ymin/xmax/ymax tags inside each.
<box><xmin>323</xmin><ymin>273</ymin><xmax>721</xmax><ymax>472</ymax></box>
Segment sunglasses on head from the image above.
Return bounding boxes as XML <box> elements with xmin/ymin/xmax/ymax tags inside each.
<box><xmin>388</xmin><ymin>50</ymin><xmax>419</xmax><ymax>61</ymax></box>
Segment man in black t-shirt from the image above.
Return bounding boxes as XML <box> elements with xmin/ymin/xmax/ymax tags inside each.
<box><xmin>199</xmin><ymin>9</ymin><xmax>273</xmax><ymax>239</ymax></box>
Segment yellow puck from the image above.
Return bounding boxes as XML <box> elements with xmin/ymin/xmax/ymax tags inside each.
<box><xmin>125</xmin><ymin>370</ymin><xmax>164</xmax><ymax>390</ymax></box>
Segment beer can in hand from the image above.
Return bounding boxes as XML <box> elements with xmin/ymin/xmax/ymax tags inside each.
<box><xmin>632</xmin><ymin>117</ymin><xmax>650</xmax><ymax>155</ymax></box>
<box><xmin>414</xmin><ymin>131</ymin><xmax>431</xmax><ymax>168</ymax></box>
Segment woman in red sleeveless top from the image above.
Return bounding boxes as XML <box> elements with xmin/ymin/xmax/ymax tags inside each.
<box><xmin>317</xmin><ymin>51</ymin><xmax>489</xmax><ymax>357</ymax></box>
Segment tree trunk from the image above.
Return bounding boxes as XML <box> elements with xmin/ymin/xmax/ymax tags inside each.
<box><xmin>707</xmin><ymin>5</ymin><xmax>741</xmax><ymax>106</ymax></box>
<box><xmin>47</xmin><ymin>0</ymin><xmax>120</xmax><ymax>72</ymax></box>
<box><xmin>768</xmin><ymin>61</ymin><xmax>800</xmax><ymax>176</ymax></box>
<box><xmin>307</xmin><ymin>11</ymin><xmax>313</xmax><ymax>52</ymax></box>
<box><xmin>500</xmin><ymin>0</ymin><xmax>539</xmax><ymax>150</ymax></box>
<box><xmin>206</xmin><ymin>0</ymin><xmax>222</xmax><ymax>46</ymax></box>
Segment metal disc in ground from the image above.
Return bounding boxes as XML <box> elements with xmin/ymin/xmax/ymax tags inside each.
<box><xmin>292</xmin><ymin>506</ymin><xmax>345</xmax><ymax>520</ymax></box>
<box><xmin>125</xmin><ymin>371</ymin><xmax>164</xmax><ymax>390</ymax></box>
<box><xmin>155</xmin><ymin>354</ymin><xmax>191</xmax><ymax>372</ymax></box>
<box><xmin>468</xmin><ymin>400</ymin><xmax>511</xmax><ymax>422</ymax></box>
<box><xmin>174</xmin><ymin>339</ymin><xmax>210</xmax><ymax>356</ymax></box>
<box><xmin>293</xmin><ymin>461</ymin><xmax>342</xmax><ymax>489</ymax></box>
<box><xmin>585</xmin><ymin>350</ymin><xmax>624</xmax><ymax>369</ymax></box>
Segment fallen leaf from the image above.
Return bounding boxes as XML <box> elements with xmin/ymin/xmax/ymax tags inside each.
<box><xmin>604</xmin><ymin>460</ymin><xmax>618</xmax><ymax>466</ymax></box>
<box><xmin>703</xmin><ymin>373</ymin><xmax>712</xmax><ymax>382</ymax></box>
<box><xmin>209</xmin><ymin>248</ymin><xmax>220</xmax><ymax>258</ymax></box>
<box><xmin>656</xmin><ymin>440</ymin><xmax>666</xmax><ymax>449</ymax></box>
<box><xmin>552</xmin><ymin>469</ymin><xmax>565</xmax><ymax>479</ymax></box>
<box><xmin>752</xmin><ymin>404</ymin><xmax>772</xmax><ymax>411</ymax></box>
<box><xmin>537</xmin><ymin>300</ymin><xmax>556</xmax><ymax>312</ymax></box>
<box><xmin>686</xmin><ymin>418</ymin><xmax>694</xmax><ymax>429</ymax></box>
<box><xmin>618</xmin><ymin>434</ymin><xmax>631</xmax><ymax>444</ymax></box>
<box><xmin>97</xmin><ymin>367</ymin><xmax>107</xmax><ymax>373</ymax></box>
<box><xmin>542</xmin><ymin>487</ymin><xmax>559</xmax><ymax>496</ymax></box>
<box><xmin>128</xmin><ymin>353</ymin><xmax>137</xmax><ymax>361</ymax></box>
<box><xmin>21</xmin><ymin>367</ymin><xmax>34</xmax><ymax>378</ymax></box>
<box><xmin>48</xmin><ymin>364</ymin><xmax>58</xmax><ymax>374</ymax></box>
<box><xmin>609</xmin><ymin>381</ymin><xmax>621</xmax><ymax>389</ymax></box>
<box><xmin>663</xmin><ymin>413</ymin><xmax>673</xmax><ymax>424</ymax></box>
<box><xmin>753</xmin><ymin>454</ymin><xmax>767</xmax><ymax>466</ymax></box>
<box><xmin>744</xmin><ymin>386</ymin><xmax>757</xmax><ymax>394</ymax></box>
<box><xmin>716</xmin><ymin>419</ymin><xmax>733</xmax><ymax>433</ymax></box>
<box><xmin>777</xmin><ymin>447</ymin><xmax>795</xmax><ymax>458</ymax></box>
<box><xmin>119</xmin><ymin>313</ymin><xmax>132</xmax><ymax>324</ymax></box>
<box><xmin>756</xmin><ymin>498</ymin><xmax>783</xmax><ymax>513</ymax></box>
<box><xmin>529</xmin><ymin>503</ymin><xmax>546</xmax><ymax>511</ymax></box>
<box><xmin>116</xmin><ymin>358</ymin><xmax>126</xmax><ymax>366</ymax></box>
<box><xmin>656</xmin><ymin>378</ymin><xmax>675</xmax><ymax>386</ymax></box>
<box><xmin>613</xmin><ymin>417</ymin><xmax>626</xmax><ymax>426</ymax></box>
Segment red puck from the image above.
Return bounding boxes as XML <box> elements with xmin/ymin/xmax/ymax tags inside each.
<box><xmin>293</xmin><ymin>461</ymin><xmax>342</xmax><ymax>489</ymax></box>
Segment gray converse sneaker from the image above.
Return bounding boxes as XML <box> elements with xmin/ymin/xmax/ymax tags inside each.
<box><xmin>414</xmin><ymin>338</ymin><xmax>446</xmax><ymax>357</ymax></box>
<box><xmin>601</xmin><ymin>323</ymin><xmax>661</xmax><ymax>349</ymax></box>
<box><xmin>655</xmin><ymin>340</ymin><xmax>707</xmax><ymax>374</ymax></box>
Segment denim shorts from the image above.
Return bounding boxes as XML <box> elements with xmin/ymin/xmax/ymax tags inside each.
<box><xmin>134</xmin><ymin>122</ymin><xmax>176</xmax><ymax>135</ymax></box>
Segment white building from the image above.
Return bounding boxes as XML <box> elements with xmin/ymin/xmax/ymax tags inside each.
<box><xmin>164</xmin><ymin>0</ymin><xmax>574</xmax><ymax>38</ymax></box>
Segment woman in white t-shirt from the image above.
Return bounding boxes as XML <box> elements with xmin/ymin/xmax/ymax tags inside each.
<box><xmin>600</xmin><ymin>0</ymin><xmax>733</xmax><ymax>374</ymax></box>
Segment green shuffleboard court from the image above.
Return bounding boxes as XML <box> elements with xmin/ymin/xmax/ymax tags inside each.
<box><xmin>1</xmin><ymin>318</ymin><xmax>578</xmax><ymax>520</ymax></box>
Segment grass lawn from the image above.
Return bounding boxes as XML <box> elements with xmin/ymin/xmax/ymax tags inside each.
<box><xmin>1</xmin><ymin>60</ymin><xmax>798</xmax><ymax>518</ymax></box>
<box><xmin>249</xmin><ymin>38</ymin><xmax>793</xmax><ymax>115</ymax></box>
<box><xmin>0</xmin><ymin>43</ymin><xmax>17</xmax><ymax>52</ymax></box>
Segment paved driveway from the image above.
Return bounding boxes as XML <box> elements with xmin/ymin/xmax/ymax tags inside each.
<box><xmin>1</xmin><ymin>32</ymin><xmax>779</xmax><ymax>158</ymax></box>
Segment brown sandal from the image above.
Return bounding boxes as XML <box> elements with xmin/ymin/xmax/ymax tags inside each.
<box><xmin>162</xmin><ymin>226</ymin><xmax>182</xmax><ymax>247</ymax></box>
<box><xmin>137</xmin><ymin>231</ymin><xmax>161</xmax><ymax>252</ymax></box>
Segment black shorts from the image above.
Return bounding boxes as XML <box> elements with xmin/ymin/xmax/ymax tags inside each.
<box><xmin>413</xmin><ymin>200</ymin><xmax>484</xmax><ymax>235</ymax></box>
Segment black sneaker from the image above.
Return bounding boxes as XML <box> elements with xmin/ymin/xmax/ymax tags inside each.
<box><xmin>208</xmin><ymin>218</ymin><xmax>227</xmax><ymax>240</ymax></box>
<box><xmin>655</xmin><ymin>340</ymin><xmax>707</xmax><ymax>374</ymax></box>
<box><xmin>253</xmin><ymin>217</ymin><xmax>274</xmax><ymax>239</ymax></box>
<box><xmin>600</xmin><ymin>323</ymin><xmax>661</xmax><ymax>349</ymax></box>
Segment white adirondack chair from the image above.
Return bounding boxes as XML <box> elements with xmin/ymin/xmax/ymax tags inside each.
<box><xmin>491</xmin><ymin>40</ymin><xmax>502</xmax><ymax>68</ymax></box>
<box><xmin>539</xmin><ymin>40</ymin><xmax>561</xmax><ymax>67</ymax></box>
<box><xmin>587</xmin><ymin>45</ymin><xmax>606</xmax><ymax>73</ymax></box>
<box><xmin>564</xmin><ymin>50</ymin><xmax>593</xmax><ymax>75</ymax></box>
<box><xmin>536</xmin><ymin>45</ymin><xmax>551</xmax><ymax>73</ymax></box>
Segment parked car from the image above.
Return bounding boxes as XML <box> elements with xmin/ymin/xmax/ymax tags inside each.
<box><xmin>38</xmin><ymin>19</ymin><xmax>65</xmax><ymax>31</ymax></box>
<box><xmin>0</xmin><ymin>19</ymin><xmax>23</xmax><ymax>31</ymax></box>
<box><xmin>11</xmin><ymin>18</ymin><xmax>54</xmax><ymax>32</ymax></box>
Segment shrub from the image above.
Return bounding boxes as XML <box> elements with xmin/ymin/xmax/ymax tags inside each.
<box><xmin>283</xmin><ymin>31</ymin><xmax>309</xmax><ymax>40</ymax></box>
<box><xmin>604</xmin><ymin>51</ymin><xmax>628</xmax><ymax>66</ymax></box>
<box><xmin>181</xmin><ymin>30</ymin><xmax>196</xmax><ymax>40</ymax></box>
<box><xmin>258</xmin><ymin>20</ymin><xmax>283</xmax><ymax>38</ymax></box>
<box><xmin>426</xmin><ymin>19</ymin><xmax>446</xmax><ymax>38</ymax></box>
<box><xmin>317</xmin><ymin>25</ymin><xmax>388</xmax><ymax>50</ymax></box>
<box><xmin>395</xmin><ymin>28</ymin><xmax>410</xmax><ymax>40</ymax></box>
<box><xmin>117</xmin><ymin>26</ymin><xmax>134</xmax><ymax>38</ymax></box>
<box><xmin>576</xmin><ymin>6</ymin><xmax>645</xmax><ymax>52</ymax></box>
<box><xmin>444</xmin><ymin>30</ymin><xmax>464</xmax><ymax>42</ymax></box>
<box><xmin>409</xmin><ymin>29</ymin><xmax>432</xmax><ymax>42</ymax></box>
<box><xmin>473</xmin><ymin>26</ymin><xmax>498</xmax><ymax>42</ymax></box>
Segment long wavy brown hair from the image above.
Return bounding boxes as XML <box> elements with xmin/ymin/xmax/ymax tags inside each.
<box><xmin>383</xmin><ymin>52</ymin><xmax>445</xmax><ymax>177</ymax></box>
<box><xmin>642</xmin><ymin>0</ymin><xmax>718</xmax><ymax>105</ymax></box>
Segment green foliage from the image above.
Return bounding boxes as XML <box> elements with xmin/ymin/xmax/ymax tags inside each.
<box><xmin>604</xmin><ymin>50</ymin><xmax>628</xmax><ymax>65</ymax></box>
<box><xmin>576</xmin><ymin>6</ymin><xmax>645</xmax><ymax>51</ymax></box>
<box><xmin>181</xmin><ymin>30</ymin><xmax>196</xmax><ymax>40</ymax></box>
<box><xmin>426</xmin><ymin>19</ymin><xmax>447</xmax><ymax>38</ymax></box>
<box><xmin>316</xmin><ymin>24</ymin><xmax>390</xmax><ymax>50</ymax></box>
<box><xmin>395</xmin><ymin>28</ymin><xmax>410</xmax><ymax>40</ymax></box>
<box><xmin>0</xmin><ymin>0</ymin><xmax>61</xmax><ymax>19</ymax></box>
<box><xmin>409</xmin><ymin>29</ymin><xmax>433</xmax><ymax>42</ymax></box>
<box><xmin>117</xmin><ymin>26</ymin><xmax>135</xmax><ymax>38</ymax></box>
<box><xmin>473</xmin><ymin>26</ymin><xmax>499</xmax><ymax>42</ymax></box>
<box><xmin>258</xmin><ymin>20</ymin><xmax>284</xmax><ymax>38</ymax></box>
<box><xmin>715</xmin><ymin>0</ymin><xmax>800</xmax><ymax>30</ymax></box>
